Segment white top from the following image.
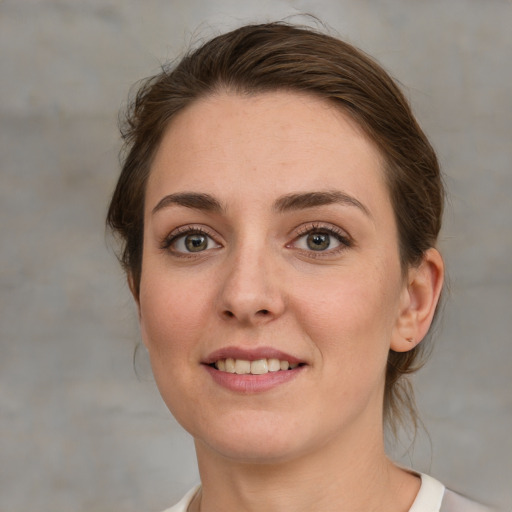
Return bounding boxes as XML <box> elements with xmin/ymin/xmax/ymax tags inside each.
<box><xmin>162</xmin><ymin>473</ymin><xmax>494</xmax><ymax>512</ymax></box>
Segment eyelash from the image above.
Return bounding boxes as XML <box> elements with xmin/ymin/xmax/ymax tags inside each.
<box><xmin>160</xmin><ymin>225</ymin><xmax>221</xmax><ymax>256</ymax></box>
<box><xmin>160</xmin><ymin>222</ymin><xmax>353</xmax><ymax>258</ymax></box>
<box><xmin>290</xmin><ymin>222</ymin><xmax>353</xmax><ymax>257</ymax></box>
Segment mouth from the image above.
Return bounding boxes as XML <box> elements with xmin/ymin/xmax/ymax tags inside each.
<box><xmin>203</xmin><ymin>348</ymin><xmax>306</xmax><ymax>392</ymax></box>
<box><xmin>209</xmin><ymin>358</ymin><xmax>305</xmax><ymax>375</ymax></box>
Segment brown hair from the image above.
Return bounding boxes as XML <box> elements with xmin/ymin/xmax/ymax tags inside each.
<box><xmin>107</xmin><ymin>22</ymin><xmax>444</xmax><ymax>434</ymax></box>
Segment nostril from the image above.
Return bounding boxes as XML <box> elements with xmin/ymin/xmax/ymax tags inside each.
<box><xmin>221</xmin><ymin>308</ymin><xmax>272</xmax><ymax>321</ymax></box>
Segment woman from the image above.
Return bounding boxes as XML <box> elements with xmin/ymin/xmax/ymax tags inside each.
<box><xmin>107</xmin><ymin>22</ymin><xmax>494</xmax><ymax>512</ymax></box>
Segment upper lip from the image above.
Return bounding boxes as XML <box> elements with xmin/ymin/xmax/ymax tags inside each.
<box><xmin>203</xmin><ymin>346</ymin><xmax>304</xmax><ymax>365</ymax></box>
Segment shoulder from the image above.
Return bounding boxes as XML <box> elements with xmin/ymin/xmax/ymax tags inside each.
<box><xmin>410</xmin><ymin>473</ymin><xmax>498</xmax><ymax>512</ymax></box>
<box><xmin>441</xmin><ymin>488</ymin><xmax>498</xmax><ymax>512</ymax></box>
<box><xmin>160</xmin><ymin>485</ymin><xmax>200</xmax><ymax>512</ymax></box>
<box><xmin>409</xmin><ymin>473</ymin><xmax>445</xmax><ymax>511</ymax></box>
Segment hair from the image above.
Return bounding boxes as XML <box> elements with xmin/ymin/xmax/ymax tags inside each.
<box><xmin>107</xmin><ymin>22</ymin><xmax>444</xmax><ymax>435</ymax></box>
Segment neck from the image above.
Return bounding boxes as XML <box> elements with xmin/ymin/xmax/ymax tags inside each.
<box><xmin>191</xmin><ymin>421</ymin><xmax>419</xmax><ymax>512</ymax></box>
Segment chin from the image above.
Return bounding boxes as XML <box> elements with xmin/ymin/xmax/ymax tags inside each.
<box><xmin>200</xmin><ymin>434</ymin><xmax>306</xmax><ymax>465</ymax></box>
<box><xmin>190</xmin><ymin>410</ymin><xmax>325</xmax><ymax>465</ymax></box>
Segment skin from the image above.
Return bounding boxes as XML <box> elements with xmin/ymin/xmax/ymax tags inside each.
<box><xmin>136</xmin><ymin>91</ymin><xmax>444</xmax><ymax>512</ymax></box>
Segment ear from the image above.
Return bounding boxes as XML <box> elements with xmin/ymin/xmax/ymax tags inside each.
<box><xmin>391</xmin><ymin>248</ymin><xmax>444</xmax><ymax>352</ymax></box>
<box><xmin>127</xmin><ymin>272</ymin><xmax>141</xmax><ymax>319</ymax></box>
<box><xmin>128</xmin><ymin>272</ymin><xmax>151</xmax><ymax>351</ymax></box>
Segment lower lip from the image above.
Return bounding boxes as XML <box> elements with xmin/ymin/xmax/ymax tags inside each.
<box><xmin>203</xmin><ymin>365</ymin><xmax>305</xmax><ymax>393</ymax></box>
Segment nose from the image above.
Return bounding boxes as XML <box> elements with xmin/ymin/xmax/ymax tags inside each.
<box><xmin>217</xmin><ymin>245</ymin><xmax>286</xmax><ymax>326</ymax></box>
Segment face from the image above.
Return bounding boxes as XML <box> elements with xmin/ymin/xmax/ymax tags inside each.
<box><xmin>138</xmin><ymin>91</ymin><xmax>409</xmax><ymax>463</ymax></box>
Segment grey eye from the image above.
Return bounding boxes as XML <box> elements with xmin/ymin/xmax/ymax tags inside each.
<box><xmin>306</xmin><ymin>232</ymin><xmax>331</xmax><ymax>251</ymax></box>
<box><xmin>294</xmin><ymin>230</ymin><xmax>342</xmax><ymax>252</ymax></box>
<box><xmin>172</xmin><ymin>232</ymin><xmax>220</xmax><ymax>253</ymax></box>
<box><xmin>185</xmin><ymin>234</ymin><xmax>208</xmax><ymax>252</ymax></box>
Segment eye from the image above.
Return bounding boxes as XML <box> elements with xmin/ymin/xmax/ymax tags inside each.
<box><xmin>290</xmin><ymin>224</ymin><xmax>352</xmax><ymax>254</ymax></box>
<box><xmin>162</xmin><ymin>228</ymin><xmax>221</xmax><ymax>254</ymax></box>
<box><xmin>304</xmin><ymin>232</ymin><xmax>334</xmax><ymax>251</ymax></box>
<box><xmin>294</xmin><ymin>230</ymin><xmax>341</xmax><ymax>251</ymax></box>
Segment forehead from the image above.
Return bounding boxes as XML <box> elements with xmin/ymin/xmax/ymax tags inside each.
<box><xmin>146</xmin><ymin>91</ymin><xmax>387</xmax><ymax>210</ymax></box>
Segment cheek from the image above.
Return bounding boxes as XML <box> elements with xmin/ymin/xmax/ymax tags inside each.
<box><xmin>137</xmin><ymin>269</ymin><xmax>214</xmax><ymax>425</ymax></box>
<box><xmin>138</xmin><ymin>265</ymin><xmax>214</xmax><ymax>361</ymax></box>
<box><xmin>293</xmin><ymin>264</ymin><xmax>401</xmax><ymax>371</ymax></box>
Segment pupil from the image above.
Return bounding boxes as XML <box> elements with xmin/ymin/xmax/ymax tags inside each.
<box><xmin>307</xmin><ymin>233</ymin><xmax>330</xmax><ymax>251</ymax></box>
<box><xmin>185</xmin><ymin>234</ymin><xmax>207</xmax><ymax>252</ymax></box>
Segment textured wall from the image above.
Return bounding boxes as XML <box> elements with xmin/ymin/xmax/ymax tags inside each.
<box><xmin>1</xmin><ymin>1</ymin><xmax>511</xmax><ymax>511</ymax></box>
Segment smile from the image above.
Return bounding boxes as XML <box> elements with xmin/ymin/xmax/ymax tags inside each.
<box><xmin>211</xmin><ymin>358</ymin><xmax>301</xmax><ymax>375</ymax></box>
<box><xmin>203</xmin><ymin>347</ymin><xmax>307</xmax><ymax>391</ymax></box>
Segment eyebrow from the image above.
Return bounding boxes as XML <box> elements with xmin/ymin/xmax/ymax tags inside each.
<box><xmin>273</xmin><ymin>190</ymin><xmax>371</xmax><ymax>217</ymax></box>
<box><xmin>152</xmin><ymin>192</ymin><xmax>224</xmax><ymax>215</ymax></box>
<box><xmin>151</xmin><ymin>190</ymin><xmax>371</xmax><ymax>218</ymax></box>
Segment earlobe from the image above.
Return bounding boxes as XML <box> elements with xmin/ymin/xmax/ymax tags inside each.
<box><xmin>128</xmin><ymin>273</ymin><xmax>150</xmax><ymax>350</ymax></box>
<box><xmin>391</xmin><ymin>248</ymin><xmax>444</xmax><ymax>353</ymax></box>
<box><xmin>127</xmin><ymin>272</ymin><xmax>142</xmax><ymax>318</ymax></box>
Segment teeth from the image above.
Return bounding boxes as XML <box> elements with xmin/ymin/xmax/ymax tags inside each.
<box><xmin>268</xmin><ymin>358</ymin><xmax>281</xmax><ymax>372</ymax></box>
<box><xmin>250</xmin><ymin>359</ymin><xmax>268</xmax><ymax>375</ymax></box>
<box><xmin>234</xmin><ymin>359</ymin><xmax>251</xmax><ymax>374</ymax></box>
<box><xmin>214</xmin><ymin>358</ymin><xmax>301</xmax><ymax>374</ymax></box>
<box><xmin>225</xmin><ymin>358</ymin><xmax>236</xmax><ymax>373</ymax></box>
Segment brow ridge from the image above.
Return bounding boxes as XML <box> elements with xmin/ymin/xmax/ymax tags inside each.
<box><xmin>152</xmin><ymin>192</ymin><xmax>224</xmax><ymax>215</ymax></box>
<box><xmin>273</xmin><ymin>190</ymin><xmax>371</xmax><ymax>217</ymax></box>
<box><xmin>152</xmin><ymin>190</ymin><xmax>370</xmax><ymax>217</ymax></box>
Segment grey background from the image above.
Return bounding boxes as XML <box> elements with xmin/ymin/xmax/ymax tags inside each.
<box><xmin>1</xmin><ymin>1</ymin><xmax>511</xmax><ymax>511</ymax></box>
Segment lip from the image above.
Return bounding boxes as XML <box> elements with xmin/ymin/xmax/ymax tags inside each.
<box><xmin>203</xmin><ymin>364</ymin><xmax>305</xmax><ymax>393</ymax></box>
<box><xmin>202</xmin><ymin>346</ymin><xmax>307</xmax><ymax>393</ymax></box>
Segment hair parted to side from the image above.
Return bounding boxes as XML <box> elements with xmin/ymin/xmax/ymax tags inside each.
<box><xmin>107</xmin><ymin>22</ymin><xmax>444</xmax><ymax>435</ymax></box>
